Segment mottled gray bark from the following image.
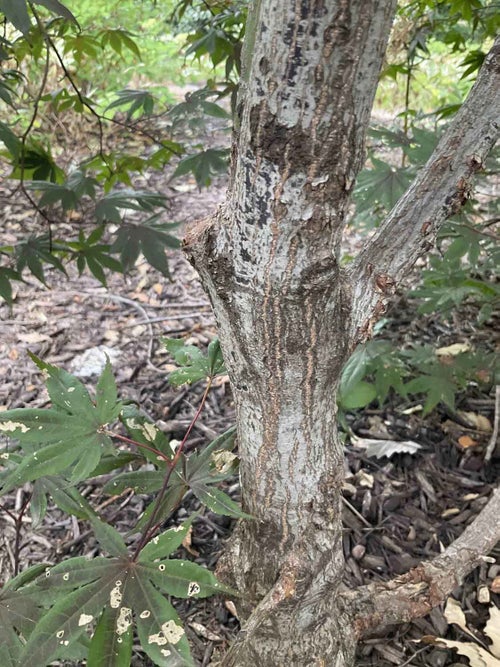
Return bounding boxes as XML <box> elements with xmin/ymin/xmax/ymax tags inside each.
<box><xmin>184</xmin><ymin>0</ymin><xmax>500</xmax><ymax>662</ymax></box>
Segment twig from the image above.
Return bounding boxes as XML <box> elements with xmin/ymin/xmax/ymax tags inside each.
<box><xmin>342</xmin><ymin>497</ymin><xmax>372</xmax><ymax>528</ymax></box>
<box><xmin>1</xmin><ymin>493</ymin><xmax>32</xmax><ymax>576</ymax></box>
<box><xmin>117</xmin><ymin>312</ymin><xmax>211</xmax><ymax>327</ymax></box>
<box><xmin>485</xmin><ymin>385</ymin><xmax>500</xmax><ymax>462</ymax></box>
<box><xmin>17</xmin><ymin>7</ymin><xmax>59</xmax><ymax>240</ymax></box>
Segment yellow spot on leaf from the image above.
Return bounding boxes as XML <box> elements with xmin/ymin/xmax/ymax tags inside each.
<box><xmin>78</xmin><ymin>614</ymin><xmax>93</xmax><ymax>626</ymax></box>
<box><xmin>0</xmin><ymin>421</ymin><xmax>30</xmax><ymax>433</ymax></box>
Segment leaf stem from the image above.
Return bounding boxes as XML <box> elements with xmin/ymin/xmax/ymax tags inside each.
<box><xmin>131</xmin><ymin>380</ymin><xmax>212</xmax><ymax>560</ymax></box>
<box><xmin>103</xmin><ymin>430</ymin><xmax>171</xmax><ymax>462</ymax></box>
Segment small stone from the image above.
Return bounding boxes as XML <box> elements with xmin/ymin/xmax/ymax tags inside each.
<box><xmin>351</xmin><ymin>544</ymin><xmax>366</xmax><ymax>560</ymax></box>
<box><xmin>477</xmin><ymin>585</ymin><xmax>490</xmax><ymax>603</ymax></box>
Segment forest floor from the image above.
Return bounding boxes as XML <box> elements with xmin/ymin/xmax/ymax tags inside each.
<box><xmin>0</xmin><ymin>110</ymin><xmax>499</xmax><ymax>667</ymax></box>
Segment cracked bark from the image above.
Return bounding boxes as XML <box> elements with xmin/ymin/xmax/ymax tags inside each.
<box><xmin>184</xmin><ymin>1</ymin><xmax>500</xmax><ymax>663</ymax></box>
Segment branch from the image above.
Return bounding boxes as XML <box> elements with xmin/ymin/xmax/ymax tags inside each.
<box><xmin>343</xmin><ymin>485</ymin><xmax>500</xmax><ymax>637</ymax></box>
<box><xmin>348</xmin><ymin>36</ymin><xmax>500</xmax><ymax>341</ymax></box>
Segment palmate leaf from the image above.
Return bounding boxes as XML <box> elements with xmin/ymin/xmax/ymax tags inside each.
<box><xmin>405</xmin><ymin>371</ymin><xmax>458</xmax><ymax>414</ymax></box>
<box><xmin>0</xmin><ymin>358</ymin><xmax>121</xmax><ymax>492</ymax></box>
<box><xmin>353</xmin><ymin>157</ymin><xmax>414</xmax><ymax>220</ymax></box>
<box><xmin>95</xmin><ymin>190</ymin><xmax>167</xmax><ymax>224</ymax></box>
<box><xmin>68</xmin><ymin>227</ymin><xmax>122</xmax><ymax>288</ymax></box>
<box><xmin>21</xmin><ymin>549</ymin><xmax>229</xmax><ymax>667</ymax></box>
<box><xmin>20</xmin><ymin>560</ymin><xmax>121</xmax><ymax>667</ymax></box>
<box><xmin>105</xmin><ymin>89</ymin><xmax>155</xmax><ymax>119</ymax></box>
<box><xmin>99</xmin><ymin>28</ymin><xmax>141</xmax><ymax>59</ymax></box>
<box><xmin>173</xmin><ymin>148</ymin><xmax>229</xmax><ymax>188</ymax></box>
<box><xmin>164</xmin><ymin>337</ymin><xmax>225</xmax><ymax>386</ymax></box>
<box><xmin>111</xmin><ymin>215</ymin><xmax>180</xmax><ymax>277</ymax></box>
<box><xmin>14</xmin><ymin>234</ymin><xmax>66</xmax><ymax>286</ymax></box>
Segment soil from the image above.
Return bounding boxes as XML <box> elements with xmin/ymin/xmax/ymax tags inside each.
<box><xmin>0</xmin><ymin>115</ymin><xmax>499</xmax><ymax>667</ymax></box>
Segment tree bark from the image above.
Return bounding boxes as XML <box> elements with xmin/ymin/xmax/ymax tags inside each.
<box><xmin>184</xmin><ymin>0</ymin><xmax>500</xmax><ymax>661</ymax></box>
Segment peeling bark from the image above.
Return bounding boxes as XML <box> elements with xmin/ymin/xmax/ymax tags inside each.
<box><xmin>184</xmin><ymin>2</ymin><xmax>500</xmax><ymax>665</ymax></box>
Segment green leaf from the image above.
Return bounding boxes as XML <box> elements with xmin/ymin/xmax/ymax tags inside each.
<box><xmin>105</xmin><ymin>89</ymin><xmax>155</xmax><ymax>120</ymax></box>
<box><xmin>96</xmin><ymin>359</ymin><xmax>121</xmax><ymax>424</ymax></box>
<box><xmin>95</xmin><ymin>190</ymin><xmax>167</xmax><ymax>224</ymax></box>
<box><xmin>0</xmin><ymin>358</ymin><xmax>121</xmax><ymax>490</ymax></box>
<box><xmin>186</xmin><ymin>426</ymin><xmax>237</xmax><ymax>480</ymax></box>
<box><xmin>37</xmin><ymin>476</ymin><xmax>96</xmax><ymax>519</ymax></box>
<box><xmin>28</xmin><ymin>352</ymin><xmax>95</xmax><ymax>417</ymax></box>
<box><xmin>0</xmin><ymin>267</ymin><xmax>23</xmax><ymax>305</ymax></box>
<box><xmin>120</xmin><ymin>404</ymin><xmax>174</xmax><ymax>463</ymax></box>
<box><xmin>164</xmin><ymin>337</ymin><xmax>226</xmax><ymax>386</ymax></box>
<box><xmin>90</xmin><ymin>518</ymin><xmax>128</xmax><ymax>557</ymax></box>
<box><xmin>130</xmin><ymin>577</ymin><xmax>193</xmax><ymax>667</ymax></box>
<box><xmin>207</xmin><ymin>338</ymin><xmax>225</xmax><ymax>375</ymax></box>
<box><xmin>0</xmin><ymin>442</ymin><xmax>84</xmax><ymax>495</ymax></box>
<box><xmin>0</xmin><ymin>0</ymin><xmax>31</xmax><ymax>35</ymax></box>
<box><xmin>90</xmin><ymin>451</ymin><xmax>140</xmax><ymax>477</ymax></box>
<box><xmin>132</xmin><ymin>481</ymin><xmax>187</xmax><ymax>533</ymax></box>
<box><xmin>339</xmin><ymin>381</ymin><xmax>377</xmax><ymax>410</ymax></box>
<box><xmin>0</xmin><ymin>121</ymin><xmax>21</xmax><ymax>157</ymax></box>
<box><xmin>173</xmin><ymin>148</ymin><xmax>229</xmax><ymax>188</ymax></box>
<box><xmin>339</xmin><ymin>345</ymin><xmax>373</xmax><ymax>398</ymax></box>
<box><xmin>354</xmin><ymin>157</ymin><xmax>414</xmax><ymax>222</ymax></box>
<box><xmin>32</xmin><ymin>0</ymin><xmax>77</xmax><ymax>24</ymax></box>
<box><xmin>139</xmin><ymin>559</ymin><xmax>231</xmax><ymax>599</ymax></box>
<box><xmin>87</xmin><ymin>606</ymin><xmax>133</xmax><ymax>667</ymax></box>
<box><xmin>405</xmin><ymin>372</ymin><xmax>458</xmax><ymax>414</ymax></box>
<box><xmin>0</xmin><ymin>586</ymin><xmax>41</xmax><ymax>664</ymax></box>
<box><xmin>20</xmin><ymin>564</ymin><xmax>122</xmax><ymax>667</ymax></box>
<box><xmin>99</xmin><ymin>28</ymin><xmax>141</xmax><ymax>59</ymax></box>
<box><xmin>103</xmin><ymin>470</ymin><xmax>165</xmax><ymax>495</ymax></box>
<box><xmin>111</xmin><ymin>216</ymin><xmax>180</xmax><ymax>277</ymax></box>
<box><xmin>30</xmin><ymin>479</ymin><xmax>48</xmax><ymax>527</ymax></box>
<box><xmin>15</xmin><ymin>235</ymin><xmax>66</xmax><ymax>286</ymax></box>
<box><xmin>190</xmin><ymin>483</ymin><xmax>251</xmax><ymax>519</ymax></box>
<box><xmin>3</xmin><ymin>563</ymin><xmax>49</xmax><ymax>591</ymax></box>
<box><xmin>139</xmin><ymin>516</ymin><xmax>196</xmax><ymax>562</ymax></box>
<box><xmin>35</xmin><ymin>557</ymin><xmax>116</xmax><ymax>595</ymax></box>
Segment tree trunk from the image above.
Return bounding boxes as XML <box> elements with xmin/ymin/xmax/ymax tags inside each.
<box><xmin>185</xmin><ymin>0</ymin><xmax>500</xmax><ymax>661</ymax></box>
